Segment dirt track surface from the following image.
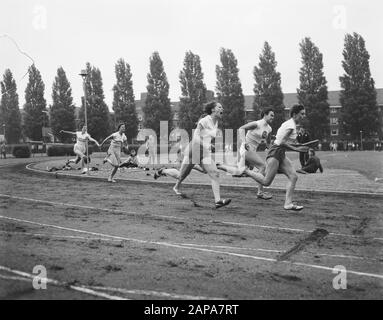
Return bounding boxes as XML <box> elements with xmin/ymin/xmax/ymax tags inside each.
<box><xmin>0</xmin><ymin>159</ymin><xmax>382</xmax><ymax>299</ymax></box>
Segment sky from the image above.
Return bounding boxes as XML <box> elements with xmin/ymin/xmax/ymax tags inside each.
<box><xmin>0</xmin><ymin>0</ymin><xmax>382</xmax><ymax>111</ymax></box>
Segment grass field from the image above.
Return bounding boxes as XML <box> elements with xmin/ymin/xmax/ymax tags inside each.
<box><xmin>0</xmin><ymin>154</ymin><xmax>382</xmax><ymax>300</ymax></box>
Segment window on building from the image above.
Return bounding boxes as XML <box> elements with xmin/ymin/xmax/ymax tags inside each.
<box><xmin>331</xmin><ymin>129</ymin><xmax>339</xmax><ymax>136</ymax></box>
<box><xmin>330</xmin><ymin>117</ymin><xmax>338</xmax><ymax>125</ymax></box>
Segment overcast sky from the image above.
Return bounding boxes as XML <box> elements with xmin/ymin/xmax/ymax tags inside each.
<box><xmin>1</xmin><ymin>0</ymin><xmax>382</xmax><ymax>110</ymax></box>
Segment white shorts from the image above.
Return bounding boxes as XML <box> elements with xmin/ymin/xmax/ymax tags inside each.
<box><xmin>74</xmin><ymin>143</ymin><xmax>86</xmax><ymax>155</ymax></box>
<box><xmin>107</xmin><ymin>145</ymin><xmax>121</xmax><ymax>167</ymax></box>
<box><xmin>237</xmin><ymin>143</ymin><xmax>258</xmax><ymax>172</ymax></box>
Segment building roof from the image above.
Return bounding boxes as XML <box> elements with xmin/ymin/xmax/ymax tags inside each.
<box><xmin>244</xmin><ymin>88</ymin><xmax>383</xmax><ymax>111</ymax></box>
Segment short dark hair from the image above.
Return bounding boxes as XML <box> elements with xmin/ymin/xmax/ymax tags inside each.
<box><xmin>117</xmin><ymin>123</ymin><xmax>125</xmax><ymax>130</ymax></box>
<box><xmin>261</xmin><ymin>107</ymin><xmax>274</xmax><ymax>118</ymax></box>
<box><xmin>204</xmin><ymin>101</ymin><xmax>217</xmax><ymax>115</ymax></box>
<box><xmin>290</xmin><ymin>104</ymin><xmax>305</xmax><ymax>117</ymax></box>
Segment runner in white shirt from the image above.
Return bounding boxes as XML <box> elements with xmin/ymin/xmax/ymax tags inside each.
<box><xmin>61</xmin><ymin>126</ymin><xmax>100</xmax><ymax>173</ymax></box>
<box><xmin>217</xmin><ymin>108</ymin><xmax>274</xmax><ymax>200</ymax></box>
<box><xmin>245</xmin><ymin>104</ymin><xmax>308</xmax><ymax>210</ymax></box>
<box><xmin>171</xmin><ymin>101</ymin><xmax>231</xmax><ymax>209</ymax></box>
<box><xmin>100</xmin><ymin>124</ymin><xmax>128</xmax><ymax>182</ymax></box>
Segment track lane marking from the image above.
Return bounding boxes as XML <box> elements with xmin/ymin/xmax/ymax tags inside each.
<box><xmin>1</xmin><ymin>193</ymin><xmax>381</xmax><ymax>242</ymax></box>
<box><xmin>1</xmin><ymin>215</ymin><xmax>383</xmax><ymax>281</ymax></box>
<box><xmin>0</xmin><ymin>265</ymin><xmax>127</xmax><ymax>300</ymax></box>
<box><xmin>1</xmin><ymin>230</ymin><xmax>380</xmax><ymax>262</ymax></box>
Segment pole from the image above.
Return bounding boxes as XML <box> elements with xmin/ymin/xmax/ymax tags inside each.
<box><xmin>83</xmin><ymin>77</ymin><xmax>89</xmax><ymax>174</ymax></box>
<box><xmin>360</xmin><ymin>131</ymin><xmax>363</xmax><ymax>151</ymax></box>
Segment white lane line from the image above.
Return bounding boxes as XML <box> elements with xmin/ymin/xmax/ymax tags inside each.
<box><xmin>0</xmin><ymin>270</ymin><xmax>221</xmax><ymax>300</ymax></box>
<box><xmin>217</xmin><ymin>221</ymin><xmax>307</xmax><ymax>233</ymax></box>
<box><xmin>0</xmin><ymin>265</ymin><xmax>127</xmax><ymax>300</ymax></box>
<box><xmin>25</xmin><ymin>163</ymin><xmax>383</xmax><ymax>197</ymax></box>
<box><xmin>0</xmin><ymin>193</ymin><xmax>185</xmax><ymax>221</ymax></box>
<box><xmin>0</xmin><ymin>274</ymin><xmax>31</xmax><ymax>282</ymax></box>
<box><xmin>1</xmin><ymin>193</ymin><xmax>381</xmax><ymax>242</ymax></box>
<box><xmin>174</xmin><ymin>243</ymin><xmax>381</xmax><ymax>262</ymax></box>
<box><xmin>86</xmin><ymin>286</ymin><xmax>225</xmax><ymax>300</ymax></box>
<box><xmin>0</xmin><ymin>230</ymin><xmax>122</xmax><ymax>242</ymax></box>
<box><xmin>2</xmin><ymin>230</ymin><xmax>379</xmax><ymax>263</ymax></box>
<box><xmin>1</xmin><ymin>215</ymin><xmax>383</xmax><ymax>281</ymax></box>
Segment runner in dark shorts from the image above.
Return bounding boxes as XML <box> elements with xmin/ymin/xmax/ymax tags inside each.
<box><xmin>245</xmin><ymin>104</ymin><xmax>309</xmax><ymax>211</ymax></box>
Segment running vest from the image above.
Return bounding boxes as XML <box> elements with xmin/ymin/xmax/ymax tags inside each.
<box><xmin>245</xmin><ymin>119</ymin><xmax>272</xmax><ymax>147</ymax></box>
<box><xmin>193</xmin><ymin>115</ymin><xmax>218</xmax><ymax>149</ymax></box>
<box><xmin>76</xmin><ymin>131</ymin><xmax>91</xmax><ymax>147</ymax></box>
<box><xmin>110</xmin><ymin>132</ymin><xmax>127</xmax><ymax>148</ymax></box>
<box><xmin>274</xmin><ymin>118</ymin><xmax>297</xmax><ymax>145</ymax></box>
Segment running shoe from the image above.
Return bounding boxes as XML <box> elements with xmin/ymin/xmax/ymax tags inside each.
<box><xmin>215</xmin><ymin>198</ymin><xmax>232</xmax><ymax>209</ymax></box>
<box><xmin>173</xmin><ymin>186</ymin><xmax>182</xmax><ymax>195</ymax></box>
<box><xmin>257</xmin><ymin>192</ymin><xmax>272</xmax><ymax>200</ymax></box>
<box><xmin>154</xmin><ymin>168</ymin><xmax>163</xmax><ymax>180</ymax></box>
<box><xmin>284</xmin><ymin>203</ymin><xmax>304</xmax><ymax>211</ymax></box>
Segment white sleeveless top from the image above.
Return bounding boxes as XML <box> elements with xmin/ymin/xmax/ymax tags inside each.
<box><xmin>246</xmin><ymin>119</ymin><xmax>272</xmax><ymax>147</ymax></box>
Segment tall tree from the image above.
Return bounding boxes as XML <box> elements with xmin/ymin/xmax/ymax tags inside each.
<box><xmin>112</xmin><ymin>58</ymin><xmax>139</xmax><ymax>141</ymax></box>
<box><xmin>216</xmin><ymin>48</ymin><xmax>245</xmax><ymax>137</ymax></box>
<box><xmin>178</xmin><ymin>51</ymin><xmax>207</xmax><ymax>136</ymax></box>
<box><xmin>79</xmin><ymin>63</ymin><xmax>110</xmax><ymax>141</ymax></box>
<box><xmin>23</xmin><ymin>64</ymin><xmax>47</xmax><ymax>141</ymax></box>
<box><xmin>142</xmin><ymin>52</ymin><xmax>172</xmax><ymax>137</ymax></box>
<box><xmin>253</xmin><ymin>42</ymin><xmax>285</xmax><ymax>132</ymax></box>
<box><xmin>297</xmin><ymin>37</ymin><xmax>329</xmax><ymax>139</ymax></box>
<box><xmin>50</xmin><ymin>67</ymin><xmax>76</xmax><ymax>143</ymax></box>
<box><xmin>0</xmin><ymin>69</ymin><xmax>22</xmax><ymax>143</ymax></box>
<box><xmin>339</xmin><ymin>33</ymin><xmax>380</xmax><ymax>139</ymax></box>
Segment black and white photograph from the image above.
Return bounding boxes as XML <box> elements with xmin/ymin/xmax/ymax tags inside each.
<box><xmin>0</xmin><ymin>0</ymin><xmax>382</xmax><ymax>305</ymax></box>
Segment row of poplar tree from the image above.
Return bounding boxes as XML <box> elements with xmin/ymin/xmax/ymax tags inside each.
<box><xmin>0</xmin><ymin>32</ymin><xmax>380</xmax><ymax>144</ymax></box>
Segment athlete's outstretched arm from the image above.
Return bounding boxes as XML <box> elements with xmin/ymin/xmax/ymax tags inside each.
<box><xmin>60</xmin><ymin>130</ymin><xmax>76</xmax><ymax>135</ymax></box>
<box><xmin>88</xmin><ymin>136</ymin><xmax>100</xmax><ymax>147</ymax></box>
<box><xmin>278</xmin><ymin>129</ymin><xmax>309</xmax><ymax>153</ymax></box>
<box><xmin>100</xmin><ymin>134</ymin><xmax>114</xmax><ymax>147</ymax></box>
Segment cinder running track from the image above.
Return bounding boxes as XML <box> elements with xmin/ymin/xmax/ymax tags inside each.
<box><xmin>0</xmin><ymin>159</ymin><xmax>382</xmax><ymax>299</ymax></box>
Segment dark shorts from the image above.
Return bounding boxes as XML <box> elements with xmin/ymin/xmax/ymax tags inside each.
<box><xmin>266</xmin><ymin>144</ymin><xmax>286</xmax><ymax>163</ymax></box>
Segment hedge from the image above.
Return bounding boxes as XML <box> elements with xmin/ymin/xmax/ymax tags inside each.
<box><xmin>46</xmin><ymin>144</ymin><xmax>94</xmax><ymax>157</ymax></box>
<box><xmin>12</xmin><ymin>145</ymin><xmax>31</xmax><ymax>158</ymax></box>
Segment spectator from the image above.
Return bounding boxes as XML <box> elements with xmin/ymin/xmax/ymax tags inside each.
<box><xmin>0</xmin><ymin>142</ymin><xmax>6</xmax><ymax>159</ymax></box>
<box><xmin>296</xmin><ymin>149</ymin><xmax>323</xmax><ymax>174</ymax></box>
<box><xmin>334</xmin><ymin>142</ymin><xmax>338</xmax><ymax>152</ymax></box>
<box><xmin>119</xmin><ymin>149</ymin><xmax>139</xmax><ymax>169</ymax></box>
<box><xmin>297</xmin><ymin>128</ymin><xmax>310</xmax><ymax>167</ymax></box>
<box><xmin>146</xmin><ymin>135</ymin><xmax>156</xmax><ymax>165</ymax></box>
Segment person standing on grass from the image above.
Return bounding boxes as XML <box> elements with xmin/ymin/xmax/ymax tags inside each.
<box><xmin>297</xmin><ymin>128</ymin><xmax>310</xmax><ymax>166</ymax></box>
<box><xmin>61</xmin><ymin>126</ymin><xmax>100</xmax><ymax>173</ymax></box>
<box><xmin>216</xmin><ymin>108</ymin><xmax>275</xmax><ymax>200</ymax></box>
<box><xmin>167</xmin><ymin>101</ymin><xmax>231</xmax><ymax>209</ymax></box>
<box><xmin>0</xmin><ymin>142</ymin><xmax>6</xmax><ymax>159</ymax></box>
<box><xmin>146</xmin><ymin>134</ymin><xmax>156</xmax><ymax>166</ymax></box>
<box><xmin>244</xmin><ymin>104</ymin><xmax>308</xmax><ymax>211</ymax></box>
<box><xmin>100</xmin><ymin>123</ymin><xmax>128</xmax><ymax>183</ymax></box>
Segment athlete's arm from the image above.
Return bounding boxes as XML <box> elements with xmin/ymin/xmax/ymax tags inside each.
<box><xmin>88</xmin><ymin>136</ymin><xmax>100</xmax><ymax>147</ymax></box>
<box><xmin>100</xmin><ymin>134</ymin><xmax>113</xmax><ymax>147</ymax></box>
<box><xmin>60</xmin><ymin>130</ymin><xmax>76</xmax><ymax>135</ymax></box>
<box><xmin>280</xmin><ymin>129</ymin><xmax>309</xmax><ymax>152</ymax></box>
<box><xmin>238</xmin><ymin>121</ymin><xmax>258</xmax><ymax>145</ymax></box>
